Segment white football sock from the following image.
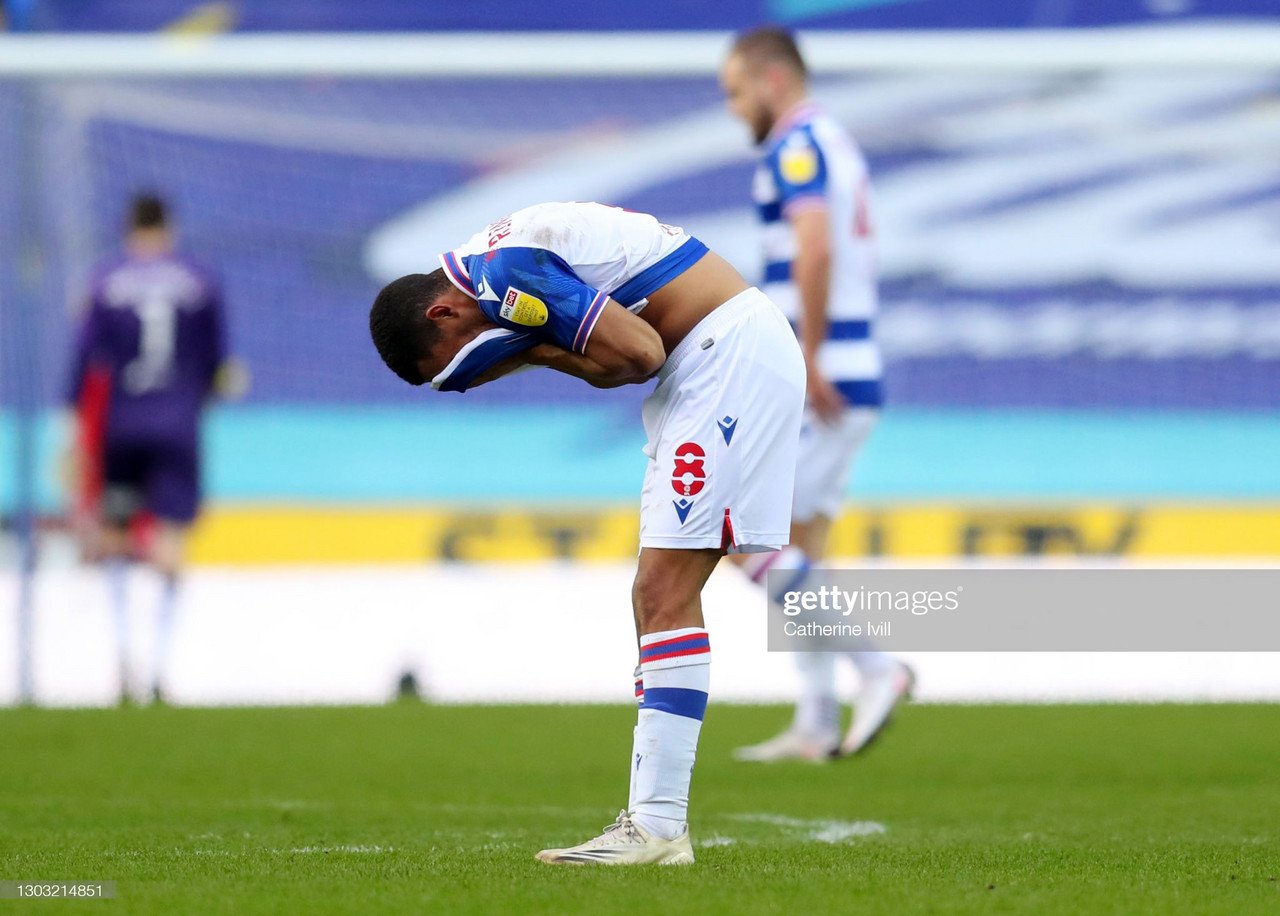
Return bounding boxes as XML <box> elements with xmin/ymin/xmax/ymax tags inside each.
<box><xmin>106</xmin><ymin>556</ymin><xmax>131</xmax><ymax>693</ymax></box>
<box><xmin>151</xmin><ymin>574</ymin><xmax>179</xmax><ymax>694</ymax></box>
<box><xmin>628</xmin><ymin>664</ymin><xmax>643</xmax><ymax>813</ymax></box>
<box><xmin>794</xmin><ymin>651</ymin><xmax>840</xmax><ymax>737</ymax></box>
<box><xmin>741</xmin><ymin>545</ymin><xmax>810</xmax><ymax>605</ymax></box>
<box><xmin>629</xmin><ymin>627</ymin><xmax>709</xmax><ymax>841</ymax></box>
<box><xmin>744</xmin><ymin>547</ymin><xmax>844</xmax><ymax>736</ymax></box>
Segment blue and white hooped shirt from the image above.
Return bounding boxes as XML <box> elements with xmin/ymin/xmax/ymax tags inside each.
<box><xmin>755</xmin><ymin>101</ymin><xmax>883</xmax><ymax>408</ymax></box>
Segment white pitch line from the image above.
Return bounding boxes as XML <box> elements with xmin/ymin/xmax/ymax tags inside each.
<box><xmin>185</xmin><ymin>844</ymin><xmax>398</xmax><ymax>856</ymax></box>
<box><xmin>697</xmin><ymin>835</ymin><xmax>738</xmax><ymax>848</ymax></box>
<box><xmin>727</xmin><ymin>813</ymin><xmax>888</xmax><ymax>843</ymax></box>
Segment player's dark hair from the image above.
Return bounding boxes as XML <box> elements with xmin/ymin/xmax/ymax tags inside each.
<box><xmin>731</xmin><ymin>26</ymin><xmax>808</xmax><ymax>79</ymax></box>
<box><xmin>369</xmin><ymin>270</ymin><xmax>453</xmax><ymax>387</ymax></box>
<box><xmin>129</xmin><ymin>193</ymin><xmax>168</xmax><ymax>230</ymax></box>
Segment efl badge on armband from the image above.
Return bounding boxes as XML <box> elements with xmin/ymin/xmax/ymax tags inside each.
<box><xmin>779</xmin><ymin>139</ymin><xmax>818</xmax><ymax>185</ymax></box>
<box><xmin>500</xmin><ymin>287</ymin><xmax>549</xmax><ymax>327</ymax></box>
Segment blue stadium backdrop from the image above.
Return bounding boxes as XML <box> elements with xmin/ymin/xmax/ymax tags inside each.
<box><xmin>9</xmin><ymin>0</ymin><xmax>1280</xmax><ymax>31</ymax></box>
<box><xmin>1</xmin><ymin>13</ymin><xmax>1279</xmax><ymax>562</ymax></box>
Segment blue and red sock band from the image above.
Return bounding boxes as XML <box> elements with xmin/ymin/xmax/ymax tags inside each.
<box><xmin>637</xmin><ymin>627</ymin><xmax>711</xmax><ymax>721</ymax></box>
<box><xmin>639</xmin><ymin>632</ymin><xmax>710</xmax><ymax>666</ymax></box>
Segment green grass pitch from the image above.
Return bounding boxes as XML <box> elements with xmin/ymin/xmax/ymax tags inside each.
<box><xmin>2</xmin><ymin>702</ymin><xmax>1278</xmax><ymax>914</ymax></box>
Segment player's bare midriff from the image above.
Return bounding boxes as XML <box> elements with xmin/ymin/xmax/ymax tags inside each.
<box><xmin>641</xmin><ymin>251</ymin><xmax>750</xmax><ymax>356</ymax></box>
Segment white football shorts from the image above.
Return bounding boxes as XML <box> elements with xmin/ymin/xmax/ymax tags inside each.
<box><xmin>791</xmin><ymin>406</ymin><xmax>879</xmax><ymax>523</ymax></box>
<box><xmin>638</xmin><ymin>287</ymin><xmax>805</xmax><ymax>553</ymax></box>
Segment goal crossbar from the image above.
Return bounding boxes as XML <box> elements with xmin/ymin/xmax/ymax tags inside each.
<box><xmin>1</xmin><ymin>26</ymin><xmax>1278</xmax><ymax>78</ymax></box>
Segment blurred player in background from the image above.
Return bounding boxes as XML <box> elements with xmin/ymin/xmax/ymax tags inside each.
<box><xmin>66</xmin><ymin>193</ymin><xmax>241</xmax><ymax>704</ymax></box>
<box><xmin>721</xmin><ymin>28</ymin><xmax>913</xmax><ymax>761</ymax></box>
<box><xmin>370</xmin><ymin>201</ymin><xmax>805</xmax><ymax>864</ymax></box>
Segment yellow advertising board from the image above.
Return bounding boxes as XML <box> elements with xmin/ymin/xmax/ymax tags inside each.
<box><xmin>188</xmin><ymin>503</ymin><xmax>1280</xmax><ymax>564</ymax></box>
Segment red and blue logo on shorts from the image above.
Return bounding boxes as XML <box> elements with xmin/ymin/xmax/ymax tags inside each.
<box><xmin>671</xmin><ymin>441</ymin><xmax>706</xmax><ymax>525</ymax></box>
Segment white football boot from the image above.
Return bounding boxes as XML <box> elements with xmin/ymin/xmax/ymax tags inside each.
<box><xmin>732</xmin><ymin>726</ymin><xmax>840</xmax><ymax>763</ymax></box>
<box><xmin>838</xmin><ymin>661</ymin><xmax>915</xmax><ymax>757</ymax></box>
<box><xmin>535</xmin><ymin>811</ymin><xmax>694</xmax><ymax>865</ymax></box>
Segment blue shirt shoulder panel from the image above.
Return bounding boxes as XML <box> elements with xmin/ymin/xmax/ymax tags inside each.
<box><xmin>463</xmin><ymin>246</ymin><xmax>608</xmax><ymax>355</ymax></box>
<box><xmin>765</xmin><ymin>123</ymin><xmax>829</xmax><ymax>207</ymax></box>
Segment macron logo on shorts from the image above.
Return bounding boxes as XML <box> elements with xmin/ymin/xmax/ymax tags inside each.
<box><xmin>717</xmin><ymin>415</ymin><xmax>737</xmax><ymax>445</ymax></box>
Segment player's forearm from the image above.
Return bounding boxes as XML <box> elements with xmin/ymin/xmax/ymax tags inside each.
<box><xmin>792</xmin><ymin>247</ymin><xmax>832</xmax><ymax>362</ymax></box>
<box><xmin>526</xmin><ymin>343</ymin><xmax>653</xmax><ymax>389</ymax></box>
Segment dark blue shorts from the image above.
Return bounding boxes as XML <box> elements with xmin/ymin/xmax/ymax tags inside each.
<box><xmin>101</xmin><ymin>441</ymin><xmax>201</xmax><ymax>525</ymax></box>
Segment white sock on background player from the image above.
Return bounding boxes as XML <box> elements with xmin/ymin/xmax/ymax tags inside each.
<box><xmin>743</xmin><ymin>546</ymin><xmax>843</xmax><ymax>738</ymax></box>
<box><xmin>794</xmin><ymin>650</ymin><xmax>840</xmax><ymax>738</ymax></box>
<box><xmin>629</xmin><ymin>627</ymin><xmax>710</xmax><ymax>841</ymax></box>
<box><xmin>151</xmin><ymin>574</ymin><xmax>179</xmax><ymax>694</ymax></box>
<box><xmin>106</xmin><ymin>556</ymin><xmax>131</xmax><ymax>693</ymax></box>
<box><xmin>742</xmin><ymin>544</ymin><xmax>810</xmax><ymax>604</ymax></box>
<box><xmin>744</xmin><ymin>545</ymin><xmax>897</xmax><ymax>710</ymax></box>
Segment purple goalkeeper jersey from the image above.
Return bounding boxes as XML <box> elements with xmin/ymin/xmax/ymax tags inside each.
<box><xmin>67</xmin><ymin>250</ymin><xmax>227</xmax><ymax>450</ymax></box>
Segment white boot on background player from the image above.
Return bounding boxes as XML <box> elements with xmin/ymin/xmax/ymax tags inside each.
<box><xmin>838</xmin><ymin>659</ymin><xmax>915</xmax><ymax>757</ymax></box>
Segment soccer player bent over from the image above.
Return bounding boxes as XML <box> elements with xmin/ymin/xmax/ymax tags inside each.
<box><xmin>369</xmin><ymin>201</ymin><xmax>804</xmax><ymax>864</ymax></box>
